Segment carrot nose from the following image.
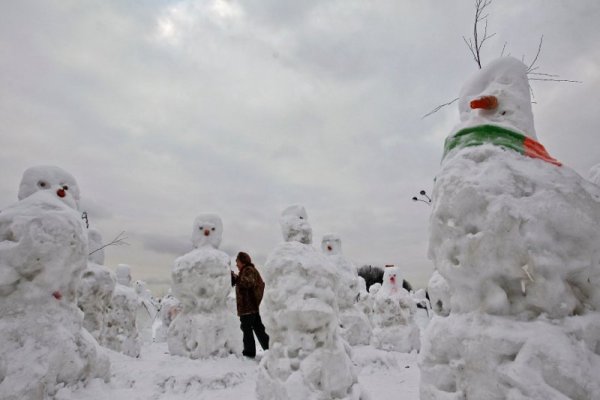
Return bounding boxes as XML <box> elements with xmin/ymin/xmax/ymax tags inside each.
<box><xmin>57</xmin><ymin>188</ymin><xmax>66</xmax><ymax>198</ymax></box>
<box><xmin>470</xmin><ymin>95</ymin><xmax>498</xmax><ymax>110</ymax></box>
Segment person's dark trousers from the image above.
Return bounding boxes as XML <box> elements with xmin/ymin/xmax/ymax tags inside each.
<box><xmin>240</xmin><ymin>313</ymin><xmax>269</xmax><ymax>358</ymax></box>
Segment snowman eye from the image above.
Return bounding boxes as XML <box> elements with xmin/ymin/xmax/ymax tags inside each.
<box><xmin>38</xmin><ymin>181</ymin><xmax>48</xmax><ymax>188</ymax></box>
<box><xmin>63</xmin><ymin>185</ymin><xmax>69</xmax><ymax>190</ymax></box>
<box><xmin>211</xmin><ymin>227</ymin><xmax>215</xmax><ymax>231</ymax></box>
<box><xmin>299</xmin><ymin>216</ymin><xmax>304</xmax><ymax>220</ymax></box>
<box><xmin>199</xmin><ymin>226</ymin><xmax>203</xmax><ymax>230</ymax></box>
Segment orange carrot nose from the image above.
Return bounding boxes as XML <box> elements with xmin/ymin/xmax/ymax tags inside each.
<box><xmin>470</xmin><ymin>95</ymin><xmax>498</xmax><ymax>110</ymax></box>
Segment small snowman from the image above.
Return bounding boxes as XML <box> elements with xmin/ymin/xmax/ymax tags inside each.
<box><xmin>103</xmin><ymin>264</ymin><xmax>142</xmax><ymax>357</ymax></box>
<box><xmin>77</xmin><ymin>228</ymin><xmax>117</xmax><ymax>342</ymax></box>
<box><xmin>257</xmin><ymin>205</ymin><xmax>364</xmax><ymax>400</ymax></box>
<box><xmin>321</xmin><ymin>234</ymin><xmax>372</xmax><ymax>346</ymax></box>
<box><xmin>168</xmin><ymin>214</ymin><xmax>241</xmax><ymax>358</ymax></box>
<box><xmin>371</xmin><ymin>267</ymin><xmax>420</xmax><ymax>352</ymax></box>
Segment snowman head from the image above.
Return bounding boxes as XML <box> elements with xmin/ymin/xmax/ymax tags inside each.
<box><xmin>115</xmin><ymin>264</ymin><xmax>132</xmax><ymax>286</ymax></box>
<box><xmin>18</xmin><ymin>165</ymin><xmax>81</xmax><ymax>210</ymax></box>
<box><xmin>588</xmin><ymin>163</ymin><xmax>600</xmax><ymax>186</ymax></box>
<box><xmin>381</xmin><ymin>266</ymin><xmax>403</xmax><ymax>295</ymax></box>
<box><xmin>134</xmin><ymin>280</ymin><xmax>146</xmax><ymax>296</ymax></box>
<box><xmin>321</xmin><ymin>234</ymin><xmax>342</xmax><ymax>255</ymax></box>
<box><xmin>280</xmin><ymin>204</ymin><xmax>312</xmax><ymax>244</ymax></box>
<box><xmin>458</xmin><ymin>56</ymin><xmax>536</xmax><ymax>140</ymax></box>
<box><xmin>191</xmin><ymin>214</ymin><xmax>223</xmax><ymax>249</ymax></box>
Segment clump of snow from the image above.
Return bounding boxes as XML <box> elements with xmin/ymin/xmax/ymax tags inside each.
<box><xmin>588</xmin><ymin>163</ymin><xmax>600</xmax><ymax>185</ymax></box>
<box><xmin>0</xmin><ymin>169</ymin><xmax>109</xmax><ymax>398</ymax></box>
<box><xmin>421</xmin><ymin>57</ymin><xmax>600</xmax><ymax>399</ymax></box>
<box><xmin>426</xmin><ymin>270</ymin><xmax>450</xmax><ymax>317</ymax></box>
<box><xmin>78</xmin><ymin>229</ymin><xmax>117</xmax><ymax>342</ymax></box>
<box><xmin>168</xmin><ymin>214</ymin><xmax>241</xmax><ymax>358</ymax></box>
<box><xmin>371</xmin><ymin>267</ymin><xmax>420</xmax><ymax>352</ymax></box>
<box><xmin>455</xmin><ymin>56</ymin><xmax>537</xmax><ymax>140</ymax></box>
<box><xmin>322</xmin><ymin>234</ymin><xmax>372</xmax><ymax>346</ymax></box>
<box><xmin>102</xmin><ymin>264</ymin><xmax>141</xmax><ymax>358</ymax></box>
<box><xmin>257</xmin><ymin>206</ymin><xmax>364</xmax><ymax>400</ymax></box>
<box><xmin>18</xmin><ymin>165</ymin><xmax>81</xmax><ymax>210</ymax></box>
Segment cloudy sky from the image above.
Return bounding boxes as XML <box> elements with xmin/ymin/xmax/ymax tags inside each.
<box><xmin>1</xmin><ymin>1</ymin><xmax>599</xmax><ymax>291</ymax></box>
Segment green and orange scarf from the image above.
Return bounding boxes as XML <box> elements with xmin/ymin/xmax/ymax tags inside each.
<box><xmin>443</xmin><ymin>124</ymin><xmax>561</xmax><ymax>166</ymax></box>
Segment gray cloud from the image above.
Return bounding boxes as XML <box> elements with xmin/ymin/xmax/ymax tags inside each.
<box><xmin>1</xmin><ymin>0</ymin><xmax>598</xmax><ymax>289</ymax></box>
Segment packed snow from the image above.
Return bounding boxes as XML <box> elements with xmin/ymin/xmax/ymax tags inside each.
<box><xmin>421</xmin><ymin>56</ymin><xmax>600</xmax><ymax>400</ymax></box>
<box><xmin>168</xmin><ymin>214</ymin><xmax>241</xmax><ymax>359</ymax></box>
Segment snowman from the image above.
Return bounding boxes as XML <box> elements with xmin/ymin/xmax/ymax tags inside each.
<box><xmin>0</xmin><ymin>166</ymin><xmax>109</xmax><ymax>398</ymax></box>
<box><xmin>134</xmin><ymin>279</ymin><xmax>158</xmax><ymax>344</ymax></box>
<box><xmin>168</xmin><ymin>214</ymin><xmax>241</xmax><ymax>358</ymax></box>
<box><xmin>321</xmin><ymin>234</ymin><xmax>372</xmax><ymax>346</ymax></box>
<box><xmin>77</xmin><ymin>228</ymin><xmax>117</xmax><ymax>342</ymax></box>
<box><xmin>154</xmin><ymin>291</ymin><xmax>182</xmax><ymax>343</ymax></box>
<box><xmin>103</xmin><ymin>264</ymin><xmax>142</xmax><ymax>357</ymax></box>
<box><xmin>256</xmin><ymin>205</ymin><xmax>364</xmax><ymax>400</ymax></box>
<box><xmin>426</xmin><ymin>270</ymin><xmax>450</xmax><ymax>317</ymax></box>
<box><xmin>371</xmin><ymin>266</ymin><xmax>420</xmax><ymax>352</ymax></box>
<box><xmin>420</xmin><ymin>57</ymin><xmax>600</xmax><ymax>399</ymax></box>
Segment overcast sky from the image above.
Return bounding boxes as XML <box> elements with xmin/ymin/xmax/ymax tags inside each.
<box><xmin>1</xmin><ymin>1</ymin><xmax>599</xmax><ymax>291</ymax></box>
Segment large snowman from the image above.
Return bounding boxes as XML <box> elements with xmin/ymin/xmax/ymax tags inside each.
<box><xmin>321</xmin><ymin>234</ymin><xmax>372</xmax><ymax>346</ymax></box>
<box><xmin>371</xmin><ymin>266</ymin><xmax>420</xmax><ymax>352</ymax></box>
<box><xmin>168</xmin><ymin>214</ymin><xmax>241</xmax><ymax>358</ymax></box>
<box><xmin>257</xmin><ymin>205</ymin><xmax>364</xmax><ymax>400</ymax></box>
<box><xmin>420</xmin><ymin>57</ymin><xmax>600</xmax><ymax>399</ymax></box>
<box><xmin>0</xmin><ymin>166</ymin><xmax>110</xmax><ymax>399</ymax></box>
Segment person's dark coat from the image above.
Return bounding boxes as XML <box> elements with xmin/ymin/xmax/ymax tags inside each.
<box><xmin>232</xmin><ymin>264</ymin><xmax>264</xmax><ymax>316</ymax></box>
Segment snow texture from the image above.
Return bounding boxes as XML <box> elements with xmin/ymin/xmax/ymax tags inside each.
<box><xmin>589</xmin><ymin>163</ymin><xmax>600</xmax><ymax>186</ymax></box>
<box><xmin>322</xmin><ymin>234</ymin><xmax>372</xmax><ymax>346</ymax></box>
<box><xmin>421</xmin><ymin>57</ymin><xmax>600</xmax><ymax>400</ymax></box>
<box><xmin>103</xmin><ymin>282</ymin><xmax>142</xmax><ymax>358</ymax></box>
<box><xmin>115</xmin><ymin>264</ymin><xmax>132</xmax><ymax>287</ymax></box>
<box><xmin>427</xmin><ymin>270</ymin><xmax>450</xmax><ymax>317</ymax></box>
<box><xmin>0</xmin><ymin>178</ymin><xmax>109</xmax><ymax>398</ymax></box>
<box><xmin>371</xmin><ymin>267</ymin><xmax>420</xmax><ymax>353</ymax></box>
<box><xmin>168</xmin><ymin>214</ymin><xmax>241</xmax><ymax>358</ymax></box>
<box><xmin>257</xmin><ymin>207</ymin><xmax>364</xmax><ymax>400</ymax></box>
<box><xmin>78</xmin><ymin>229</ymin><xmax>117</xmax><ymax>342</ymax></box>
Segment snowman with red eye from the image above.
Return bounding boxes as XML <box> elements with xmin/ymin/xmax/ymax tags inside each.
<box><xmin>168</xmin><ymin>214</ymin><xmax>241</xmax><ymax>358</ymax></box>
<box><xmin>371</xmin><ymin>266</ymin><xmax>420</xmax><ymax>352</ymax></box>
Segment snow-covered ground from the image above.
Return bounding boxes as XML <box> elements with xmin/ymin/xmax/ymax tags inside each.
<box><xmin>55</xmin><ymin>342</ymin><xmax>419</xmax><ymax>400</ymax></box>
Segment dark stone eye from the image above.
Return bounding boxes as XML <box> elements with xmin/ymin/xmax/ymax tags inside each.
<box><xmin>199</xmin><ymin>226</ymin><xmax>203</xmax><ymax>230</ymax></box>
<box><xmin>501</xmin><ymin>111</ymin><xmax>507</xmax><ymax>115</ymax></box>
<box><xmin>38</xmin><ymin>181</ymin><xmax>47</xmax><ymax>188</ymax></box>
<box><xmin>211</xmin><ymin>227</ymin><xmax>215</xmax><ymax>231</ymax></box>
<box><xmin>63</xmin><ymin>185</ymin><xmax>69</xmax><ymax>190</ymax></box>
<box><xmin>299</xmin><ymin>216</ymin><xmax>303</xmax><ymax>219</ymax></box>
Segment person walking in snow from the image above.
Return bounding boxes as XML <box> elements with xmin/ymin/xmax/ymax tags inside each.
<box><xmin>231</xmin><ymin>251</ymin><xmax>269</xmax><ymax>358</ymax></box>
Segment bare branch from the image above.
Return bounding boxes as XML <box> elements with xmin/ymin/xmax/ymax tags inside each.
<box><xmin>526</xmin><ymin>35</ymin><xmax>544</xmax><ymax>72</ymax></box>
<box><xmin>89</xmin><ymin>231</ymin><xmax>129</xmax><ymax>256</ymax></box>
<box><xmin>500</xmin><ymin>41</ymin><xmax>507</xmax><ymax>57</ymax></box>
<box><xmin>464</xmin><ymin>0</ymin><xmax>495</xmax><ymax>69</ymax></box>
<box><xmin>422</xmin><ymin>97</ymin><xmax>460</xmax><ymax>119</ymax></box>
<box><xmin>529</xmin><ymin>78</ymin><xmax>582</xmax><ymax>83</ymax></box>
